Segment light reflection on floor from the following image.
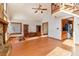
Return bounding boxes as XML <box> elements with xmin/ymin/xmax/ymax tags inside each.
<box><xmin>72</xmin><ymin>44</ymin><xmax>79</xmax><ymax>56</ymax></box>
<box><xmin>47</xmin><ymin>39</ymin><xmax>74</xmax><ymax>56</ymax></box>
<box><xmin>47</xmin><ymin>47</ymin><xmax>71</xmax><ymax>56</ymax></box>
<box><xmin>63</xmin><ymin>39</ymin><xmax>74</xmax><ymax>47</ymax></box>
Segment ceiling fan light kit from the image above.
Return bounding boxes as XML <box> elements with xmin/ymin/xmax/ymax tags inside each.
<box><xmin>41</xmin><ymin>11</ymin><xmax>43</xmax><ymax>13</ymax></box>
<box><xmin>32</xmin><ymin>4</ymin><xmax>47</xmax><ymax>13</ymax></box>
<box><xmin>35</xmin><ymin>10</ymin><xmax>38</xmax><ymax>13</ymax></box>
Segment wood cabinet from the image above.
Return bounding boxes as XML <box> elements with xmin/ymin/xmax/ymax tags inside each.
<box><xmin>29</xmin><ymin>32</ymin><xmax>37</xmax><ymax>37</ymax></box>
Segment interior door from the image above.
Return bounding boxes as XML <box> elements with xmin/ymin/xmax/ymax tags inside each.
<box><xmin>42</xmin><ymin>22</ymin><xmax>48</xmax><ymax>35</ymax></box>
<box><xmin>36</xmin><ymin>25</ymin><xmax>41</xmax><ymax>36</ymax></box>
<box><xmin>23</xmin><ymin>24</ymin><xmax>29</xmax><ymax>37</ymax></box>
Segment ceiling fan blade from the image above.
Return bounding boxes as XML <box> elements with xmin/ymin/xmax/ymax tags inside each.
<box><xmin>73</xmin><ymin>9</ymin><xmax>79</xmax><ymax>12</ymax></box>
<box><xmin>41</xmin><ymin>11</ymin><xmax>43</xmax><ymax>13</ymax></box>
<box><xmin>35</xmin><ymin>10</ymin><xmax>38</xmax><ymax>13</ymax></box>
<box><xmin>32</xmin><ymin>8</ymin><xmax>38</xmax><ymax>10</ymax></box>
<box><xmin>41</xmin><ymin>9</ymin><xmax>47</xmax><ymax>10</ymax></box>
<box><xmin>39</xmin><ymin>4</ymin><xmax>42</xmax><ymax>8</ymax></box>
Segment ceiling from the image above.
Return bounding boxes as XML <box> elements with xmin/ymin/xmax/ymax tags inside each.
<box><xmin>7</xmin><ymin>3</ymin><xmax>51</xmax><ymax>21</ymax></box>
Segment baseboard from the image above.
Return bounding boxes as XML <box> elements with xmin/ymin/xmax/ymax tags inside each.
<box><xmin>48</xmin><ymin>37</ymin><xmax>61</xmax><ymax>41</ymax></box>
<box><xmin>75</xmin><ymin>43</ymin><xmax>79</xmax><ymax>46</ymax></box>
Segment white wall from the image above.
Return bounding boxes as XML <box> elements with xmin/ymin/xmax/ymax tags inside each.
<box><xmin>74</xmin><ymin>17</ymin><xmax>79</xmax><ymax>44</ymax></box>
<box><xmin>48</xmin><ymin>16</ymin><xmax>62</xmax><ymax>40</ymax></box>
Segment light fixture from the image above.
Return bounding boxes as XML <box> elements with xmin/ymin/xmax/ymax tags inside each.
<box><xmin>32</xmin><ymin>4</ymin><xmax>47</xmax><ymax>13</ymax></box>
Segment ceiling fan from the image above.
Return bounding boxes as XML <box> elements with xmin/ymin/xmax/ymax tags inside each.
<box><xmin>32</xmin><ymin>4</ymin><xmax>47</xmax><ymax>13</ymax></box>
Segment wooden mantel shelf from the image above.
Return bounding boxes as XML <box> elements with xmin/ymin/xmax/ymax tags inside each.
<box><xmin>0</xmin><ymin>18</ymin><xmax>8</xmax><ymax>25</ymax></box>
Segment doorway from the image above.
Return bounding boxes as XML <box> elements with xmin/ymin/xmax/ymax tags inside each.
<box><xmin>61</xmin><ymin>17</ymin><xmax>74</xmax><ymax>40</ymax></box>
<box><xmin>36</xmin><ymin>25</ymin><xmax>41</xmax><ymax>36</ymax></box>
<box><xmin>23</xmin><ymin>24</ymin><xmax>29</xmax><ymax>37</ymax></box>
<box><xmin>42</xmin><ymin>22</ymin><xmax>48</xmax><ymax>35</ymax></box>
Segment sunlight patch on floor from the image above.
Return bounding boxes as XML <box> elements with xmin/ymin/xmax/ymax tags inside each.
<box><xmin>63</xmin><ymin>39</ymin><xmax>74</xmax><ymax>47</ymax></box>
<box><xmin>72</xmin><ymin>45</ymin><xmax>79</xmax><ymax>56</ymax></box>
<box><xmin>47</xmin><ymin>47</ymin><xmax>71</xmax><ymax>56</ymax></box>
<box><xmin>25</xmin><ymin>37</ymin><xmax>40</xmax><ymax>41</ymax></box>
<box><xmin>40</xmin><ymin>35</ymin><xmax>48</xmax><ymax>37</ymax></box>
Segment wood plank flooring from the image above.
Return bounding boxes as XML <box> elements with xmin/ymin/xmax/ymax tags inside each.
<box><xmin>8</xmin><ymin>37</ymin><xmax>73</xmax><ymax>56</ymax></box>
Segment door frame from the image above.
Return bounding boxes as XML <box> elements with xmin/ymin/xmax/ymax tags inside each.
<box><xmin>61</xmin><ymin>17</ymin><xmax>74</xmax><ymax>40</ymax></box>
<box><xmin>42</xmin><ymin>22</ymin><xmax>48</xmax><ymax>35</ymax></box>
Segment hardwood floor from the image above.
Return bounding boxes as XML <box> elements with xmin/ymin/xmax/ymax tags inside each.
<box><xmin>8</xmin><ymin>37</ymin><xmax>73</xmax><ymax>56</ymax></box>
